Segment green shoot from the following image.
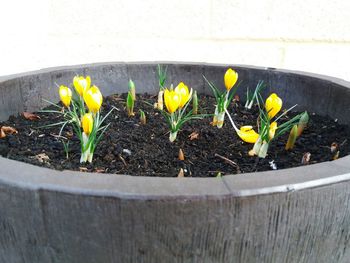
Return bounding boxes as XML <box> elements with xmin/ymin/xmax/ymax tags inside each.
<box><xmin>297</xmin><ymin>111</ymin><xmax>309</xmax><ymax>136</ymax></box>
<box><xmin>157</xmin><ymin>64</ymin><xmax>167</xmax><ymax>89</ymax></box>
<box><xmin>62</xmin><ymin>140</ymin><xmax>70</xmax><ymax>159</ymax></box>
<box><xmin>192</xmin><ymin>90</ymin><xmax>198</xmax><ymax>115</ymax></box>
<box><xmin>285</xmin><ymin>124</ymin><xmax>298</xmax><ymax>150</ymax></box>
<box><xmin>129</xmin><ymin>79</ymin><xmax>136</xmax><ymax>101</ymax></box>
<box><xmin>127</xmin><ymin>91</ymin><xmax>135</xmax><ymax>117</ymax></box>
<box><xmin>139</xmin><ymin>109</ymin><xmax>146</xmax><ymax>125</ymax></box>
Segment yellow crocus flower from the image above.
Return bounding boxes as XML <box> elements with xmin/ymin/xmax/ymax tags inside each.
<box><xmin>224</xmin><ymin>68</ymin><xmax>238</xmax><ymax>91</ymax></box>
<box><xmin>265</xmin><ymin>93</ymin><xmax>282</xmax><ymax>119</ymax></box>
<box><xmin>269</xmin><ymin>122</ymin><xmax>278</xmax><ymax>140</ymax></box>
<box><xmin>59</xmin><ymin>85</ymin><xmax>72</xmax><ymax>107</ymax></box>
<box><xmin>84</xmin><ymin>85</ymin><xmax>103</xmax><ymax>113</ymax></box>
<box><xmin>73</xmin><ymin>75</ymin><xmax>91</xmax><ymax>97</ymax></box>
<box><xmin>174</xmin><ymin>82</ymin><xmax>190</xmax><ymax>108</ymax></box>
<box><xmin>164</xmin><ymin>88</ymin><xmax>181</xmax><ymax>114</ymax></box>
<box><xmin>237</xmin><ymin>125</ymin><xmax>259</xmax><ymax>143</ymax></box>
<box><xmin>82</xmin><ymin>113</ymin><xmax>93</xmax><ymax>135</ymax></box>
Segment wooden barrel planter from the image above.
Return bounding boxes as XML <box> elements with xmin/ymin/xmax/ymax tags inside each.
<box><xmin>0</xmin><ymin>62</ymin><xmax>350</xmax><ymax>263</ymax></box>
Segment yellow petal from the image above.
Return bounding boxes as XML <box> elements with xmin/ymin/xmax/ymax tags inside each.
<box><xmin>175</xmin><ymin>82</ymin><xmax>190</xmax><ymax>108</ymax></box>
<box><xmin>265</xmin><ymin>93</ymin><xmax>282</xmax><ymax>119</ymax></box>
<box><xmin>164</xmin><ymin>89</ymin><xmax>171</xmax><ymax>113</ymax></box>
<box><xmin>73</xmin><ymin>76</ymin><xmax>91</xmax><ymax>97</ymax></box>
<box><xmin>269</xmin><ymin>121</ymin><xmax>278</xmax><ymax>140</ymax></box>
<box><xmin>237</xmin><ymin>125</ymin><xmax>259</xmax><ymax>143</ymax></box>
<box><xmin>83</xmin><ymin>85</ymin><xmax>103</xmax><ymax>113</ymax></box>
<box><xmin>86</xmin><ymin>76</ymin><xmax>91</xmax><ymax>90</ymax></box>
<box><xmin>164</xmin><ymin>88</ymin><xmax>181</xmax><ymax>113</ymax></box>
<box><xmin>224</xmin><ymin>68</ymin><xmax>238</xmax><ymax>91</ymax></box>
<box><xmin>59</xmin><ymin>85</ymin><xmax>72</xmax><ymax>107</ymax></box>
<box><xmin>82</xmin><ymin>113</ymin><xmax>93</xmax><ymax>135</ymax></box>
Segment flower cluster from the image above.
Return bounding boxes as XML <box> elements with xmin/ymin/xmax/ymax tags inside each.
<box><xmin>227</xmin><ymin>91</ymin><xmax>308</xmax><ymax>158</ymax></box>
<box><xmin>57</xmin><ymin>76</ymin><xmax>113</xmax><ymax>163</ymax></box>
<box><xmin>161</xmin><ymin>82</ymin><xmax>203</xmax><ymax>142</ymax></box>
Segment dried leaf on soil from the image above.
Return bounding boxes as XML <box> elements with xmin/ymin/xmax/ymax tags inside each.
<box><xmin>2</xmin><ymin>126</ymin><xmax>18</xmax><ymax>134</ymax></box>
<box><xmin>188</xmin><ymin>132</ymin><xmax>199</xmax><ymax>141</ymax></box>
<box><xmin>0</xmin><ymin>129</ymin><xmax>5</xmax><ymax>138</ymax></box>
<box><xmin>23</xmin><ymin>112</ymin><xmax>41</xmax><ymax>121</ymax></box>
<box><xmin>0</xmin><ymin>126</ymin><xmax>18</xmax><ymax>138</ymax></box>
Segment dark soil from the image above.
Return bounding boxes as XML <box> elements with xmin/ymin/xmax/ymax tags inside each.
<box><xmin>1</xmin><ymin>94</ymin><xmax>349</xmax><ymax>177</ymax></box>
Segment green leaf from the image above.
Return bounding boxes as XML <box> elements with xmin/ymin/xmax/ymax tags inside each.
<box><xmin>203</xmin><ymin>75</ymin><xmax>221</xmax><ymax>100</ymax></box>
<box><xmin>157</xmin><ymin>64</ymin><xmax>167</xmax><ymax>89</ymax></box>
<box><xmin>42</xmin><ymin>99</ymin><xmax>62</xmax><ymax>109</ymax></box>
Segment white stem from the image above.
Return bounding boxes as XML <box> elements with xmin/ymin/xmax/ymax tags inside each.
<box><xmin>224</xmin><ymin>91</ymin><xmax>229</xmax><ymax>106</ymax></box>
<box><xmin>80</xmin><ymin>133</ymin><xmax>93</xmax><ymax>163</ymax></box>
<box><xmin>169</xmin><ymin>131</ymin><xmax>178</xmax><ymax>142</ymax></box>
<box><xmin>258</xmin><ymin>141</ymin><xmax>269</xmax><ymax>158</ymax></box>
<box><xmin>244</xmin><ymin>89</ymin><xmax>249</xmax><ymax>108</ymax></box>
<box><xmin>252</xmin><ymin>136</ymin><xmax>262</xmax><ymax>155</ymax></box>
<box><xmin>224</xmin><ymin>108</ymin><xmax>239</xmax><ymax>133</ymax></box>
<box><xmin>247</xmin><ymin>100</ymin><xmax>254</xmax><ymax>110</ymax></box>
<box><xmin>216</xmin><ymin>111</ymin><xmax>225</xmax><ymax>128</ymax></box>
<box><xmin>87</xmin><ymin>151</ymin><xmax>93</xmax><ymax>163</ymax></box>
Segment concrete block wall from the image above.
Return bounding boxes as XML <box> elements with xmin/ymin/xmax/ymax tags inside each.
<box><xmin>1</xmin><ymin>0</ymin><xmax>350</xmax><ymax>80</ymax></box>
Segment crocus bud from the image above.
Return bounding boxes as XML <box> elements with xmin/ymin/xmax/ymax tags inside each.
<box><xmin>224</xmin><ymin>68</ymin><xmax>238</xmax><ymax>91</ymax></box>
<box><xmin>83</xmin><ymin>85</ymin><xmax>103</xmax><ymax>113</ymax></box>
<box><xmin>174</xmin><ymin>82</ymin><xmax>191</xmax><ymax>108</ymax></box>
<box><xmin>164</xmin><ymin>88</ymin><xmax>181</xmax><ymax>114</ymax></box>
<box><xmin>139</xmin><ymin>110</ymin><xmax>146</xmax><ymax>125</ymax></box>
<box><xmin>73</xmin><ymin>75</ymin><xmax>91</xmax><ymax>97</ymax></box>
<box><xmin>265</xmin><ymin>93</ymin><xmax>282</xmax><ymax>119</ymax></box>
<box><xmin>269</xmin><ymin>122</ymin><xmax>278</xmax><ymax>140</ymax></box>
<box><xmin>59</xmin><ymin>85</ymin><xmax>72</xmax><ymax>107</ymax></box>
<box><xmin>82</xmin><ymin>113</ymin><xmax>93</xmax><ymax>135</ymax></box>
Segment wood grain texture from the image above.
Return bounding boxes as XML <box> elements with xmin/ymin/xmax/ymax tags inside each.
<box><xmin>0</xmin><ymin>181</ymin><xmax>349</xmax><ymax>263</ymax></box>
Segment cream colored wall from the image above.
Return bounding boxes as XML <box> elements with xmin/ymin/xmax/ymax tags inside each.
<box><xmin>1</xmin><ymin>0</ymin><xmax>350</xmax><ymax>80</ymax></box>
